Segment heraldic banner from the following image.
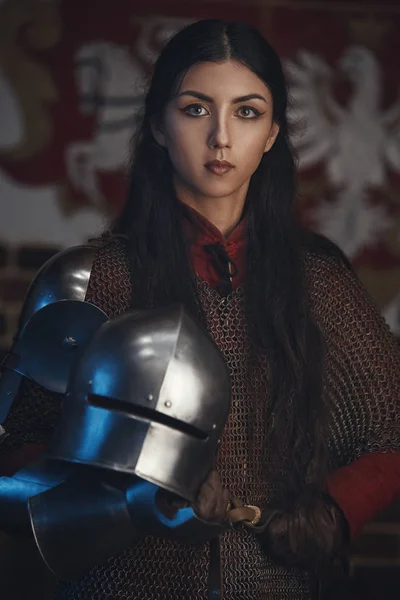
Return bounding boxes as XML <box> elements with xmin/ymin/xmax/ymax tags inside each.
<box><xmin>0</xmin><ymin>0</ymin><xmax>400</xmax><ymax>341</ymax></box>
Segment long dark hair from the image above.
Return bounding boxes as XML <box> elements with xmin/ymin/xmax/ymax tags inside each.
<box><xmin>113</xmin><ymin>19</ymin><xmax>343</xmax><ymax>498</ymax></box>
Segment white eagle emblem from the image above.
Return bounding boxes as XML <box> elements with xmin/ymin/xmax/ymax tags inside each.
<box><xmin>285</xmin><ymin>45</ymin><xmax>400</xmax><ymax>258</ymax></box>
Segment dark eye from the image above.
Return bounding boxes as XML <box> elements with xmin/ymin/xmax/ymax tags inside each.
<box><xmin>183</xmin><ymin>104</ymin><xmax>209</xmax><ymax>117</ymax></box>
<box><xmin>238</xmin><ymin>106</ymin><xmax>260</xmax><ymax>118</ymax></box>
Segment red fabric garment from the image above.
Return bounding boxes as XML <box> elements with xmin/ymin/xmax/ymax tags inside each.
<box><xmin>326</xmin><ymin>451</ymin><xmax>400</xmax><ymax>539</ymax></box>
<box><xmin>183</xmin><ymin>206</ymin><xmax>400</xmax><ymax>540</ymax></box>
<box><xmin>180</xmin><ymin>203</ymin><xmax>247</xmax><ymax>290</ymax></box>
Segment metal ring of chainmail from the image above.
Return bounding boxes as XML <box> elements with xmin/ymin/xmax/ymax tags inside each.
<box><xmin>2</xmin><ymin>237</ymin><xmax>400</xmax><ymax>599</ymax></box>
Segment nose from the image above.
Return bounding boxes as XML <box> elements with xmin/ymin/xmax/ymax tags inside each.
<box><xmin>207</xmin><ymin>113</ymin><xmax>232</xmax><ymax>149</ymax></box>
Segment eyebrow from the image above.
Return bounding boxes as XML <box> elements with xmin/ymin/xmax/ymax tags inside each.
<box><xmin>176</xmin><ymin>90</ymin><xmax>268</xmax><ymax>105</ymax></box>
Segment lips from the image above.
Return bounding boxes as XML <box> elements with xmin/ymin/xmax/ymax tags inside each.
<box><xmin>204</xmin><ymin>160</ymin><xmax>234</xmax><ymax>175</ymax></box>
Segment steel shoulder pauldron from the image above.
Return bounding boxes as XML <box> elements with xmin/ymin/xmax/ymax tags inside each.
<box><xmin>0</xmin><ymin>244</ymin><xmax>108</xmax><ymax>425</ymax></box>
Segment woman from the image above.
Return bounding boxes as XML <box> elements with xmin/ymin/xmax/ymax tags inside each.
<box><xmin>1</xmin><ymin>18</ymin><xmax>400</xmax><ymax>600</ymax></box>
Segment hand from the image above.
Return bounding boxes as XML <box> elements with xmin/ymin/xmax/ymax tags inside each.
<box><xmin>256</xmin><ymin>492</ymin><xmax>349</xmax><ymax>573</ymax></box>
<box><xmin>192</xmin><ymin>470</ymin><xmax>231</xmax><ymax>524</ymax></box>
<box><xmin>126</xmin><ymin>478</ymin><xmax>228</xmax><ymax>544</ymax></box>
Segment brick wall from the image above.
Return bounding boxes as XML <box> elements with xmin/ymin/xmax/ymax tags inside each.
<box><xmin>0</xmin><ymin>243</ymin><xmax>61</xmax><ymax>358</ymax></box>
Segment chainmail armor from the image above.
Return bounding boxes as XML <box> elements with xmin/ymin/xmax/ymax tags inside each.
<box><xmin>1</xmin><ymin>238</ymin><xmax>400</xmax><ymax>599</ymax></box>
<box><xmin>305</xmin><ymin>252</ymin><xmax>400</xmax><ymax>468</ymax></box>
<box><xmin>0</xmin><ymin>380</ymin><xmax>63</xmax><ymax>449</ymax></box>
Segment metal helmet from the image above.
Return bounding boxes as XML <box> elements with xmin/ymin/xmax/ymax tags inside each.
<box><xmin>28</xmin><ymin>471</ymin><xmax>228</xmax><ymax>581</ymax></box>
<box><xmin>0</xmin><ymin>244</ymin><xmax>108</xmax><ymax>422</ymax></box>
<box><xmin>47</xmin><ymin>305</ymin><xmax>231</xmax><ymax>502</ymax></box>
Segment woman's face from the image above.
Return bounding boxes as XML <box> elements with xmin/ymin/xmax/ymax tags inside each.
<box><xmin>153</xmin><ymin>60</ymin><xmax>279</xmax><ymax>205</ymax></box>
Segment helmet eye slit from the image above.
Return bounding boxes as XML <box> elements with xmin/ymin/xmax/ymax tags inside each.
<box><xmin>87</xmin><ymin>393</ymin><xmax>209</xmax><ymax>441</ymax></box>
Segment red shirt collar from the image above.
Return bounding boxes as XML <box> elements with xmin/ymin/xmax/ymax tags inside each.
<box><xmin>180</xmin><ymin>202</ymin><xmax>247</xmax><ymax>292</ymax></box>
